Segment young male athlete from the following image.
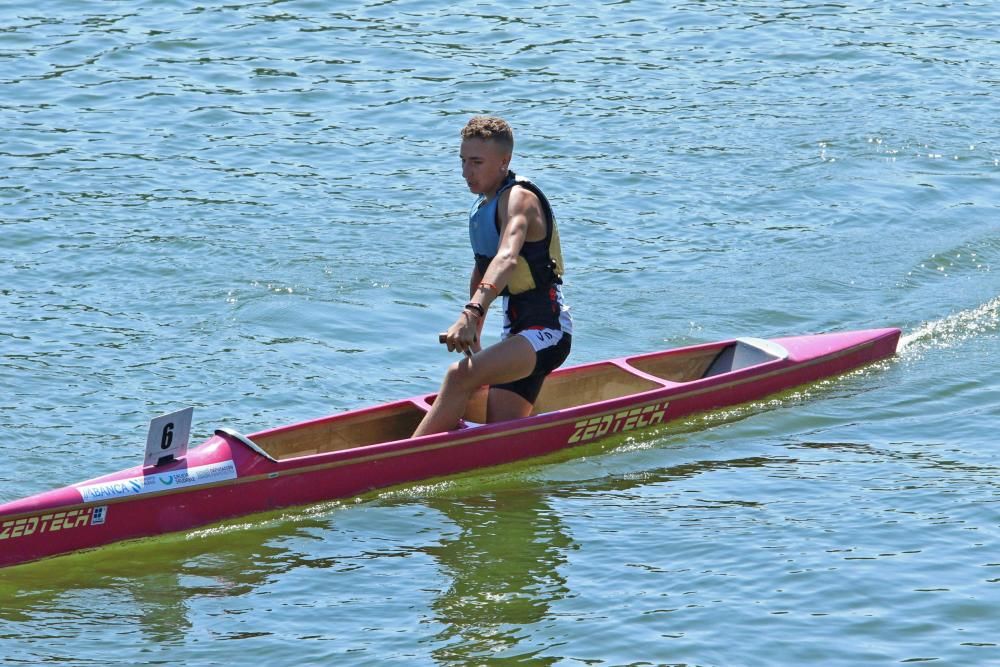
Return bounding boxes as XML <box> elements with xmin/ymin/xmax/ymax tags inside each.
<box><xmin>413</xmin><ymin>116</ymin><xmax>572</xmax><ymax>436</ymax></box>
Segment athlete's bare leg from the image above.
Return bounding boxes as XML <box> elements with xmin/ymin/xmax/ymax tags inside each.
<box><xmin>414</xmin><ymin>335</ymin><xmax>536</xmax><ymax>436</ymax></box>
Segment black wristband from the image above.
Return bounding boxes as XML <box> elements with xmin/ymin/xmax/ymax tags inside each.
<box><xmin>463</xmin><ymin>302</ymin><xmax>485</xmax><ymax>319</ymax></box>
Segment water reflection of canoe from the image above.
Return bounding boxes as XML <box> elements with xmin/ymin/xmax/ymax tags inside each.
<box><xmin>0</xmin><ymin>328</ymin><xmax>900</xmax><ymax>568</ymax></box>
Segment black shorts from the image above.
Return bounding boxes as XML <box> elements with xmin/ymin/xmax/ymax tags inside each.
<box><xmin>493</xmin><ymin>332</ymin><xmax>572</xmax><ymax>404</ymax></box>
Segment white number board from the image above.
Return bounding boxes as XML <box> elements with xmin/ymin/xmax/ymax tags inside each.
<box><xmin>144</xmin><ymin>407</ymin><xmax>194</xmax><ymax>467</ymax></box>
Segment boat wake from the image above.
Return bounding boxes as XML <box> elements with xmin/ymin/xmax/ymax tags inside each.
<box><xmin>898</xmin><ymin>296</ymin><xmax>1000</xmax><ymax>353</ymax></box>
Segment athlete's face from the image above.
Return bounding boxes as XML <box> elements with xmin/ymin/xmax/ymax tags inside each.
<box><xmin>461</xmin><ymin>138</ymin><xmax>510</xmax><ymax>197</ymax></box>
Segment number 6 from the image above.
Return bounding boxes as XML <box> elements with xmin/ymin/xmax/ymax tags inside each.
<box><xmin>161</xmin><ymin>423</ymin><xmax>174</xmax><ymax>450</ymax></box>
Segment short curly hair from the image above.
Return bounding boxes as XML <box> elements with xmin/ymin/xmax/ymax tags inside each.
<box><xmin>460</xmin><ymin>116</ymin><xmax>514</xmax><ymax>154</ymax></box>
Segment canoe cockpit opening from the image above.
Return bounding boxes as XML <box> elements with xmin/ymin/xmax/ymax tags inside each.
<box><xmin>248</xmin><ymin>401</ymin><xmax>429</xmax><ymax>461</ymax></box>
<box><xmin>230</xmin><ymin>340</ymin><xmax>790</xmax><ymax>461</ymax></box>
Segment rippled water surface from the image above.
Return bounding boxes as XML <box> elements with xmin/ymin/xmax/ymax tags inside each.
<box><xmin>2</xmin><ymin>1</ymin><xmax>998</xmax><ymax>665</ymax></box>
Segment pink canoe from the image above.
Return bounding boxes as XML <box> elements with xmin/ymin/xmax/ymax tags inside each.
<box><xmin>0</xmin><ymin>328</ymin><xmax>900</xmax><ymax>568</ymax></box>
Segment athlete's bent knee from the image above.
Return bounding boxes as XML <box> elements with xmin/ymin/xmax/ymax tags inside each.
<box><xmin>443</xmin><ymin>360</ymin><xmax>475</xmax><ymax>391</ymax></box>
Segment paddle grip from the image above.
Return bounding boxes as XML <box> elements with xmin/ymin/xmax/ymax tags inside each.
<box><xmin>439</xmin><ymin>333</ymin><xmax>474</xmax><ymax>357</ymax></box>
